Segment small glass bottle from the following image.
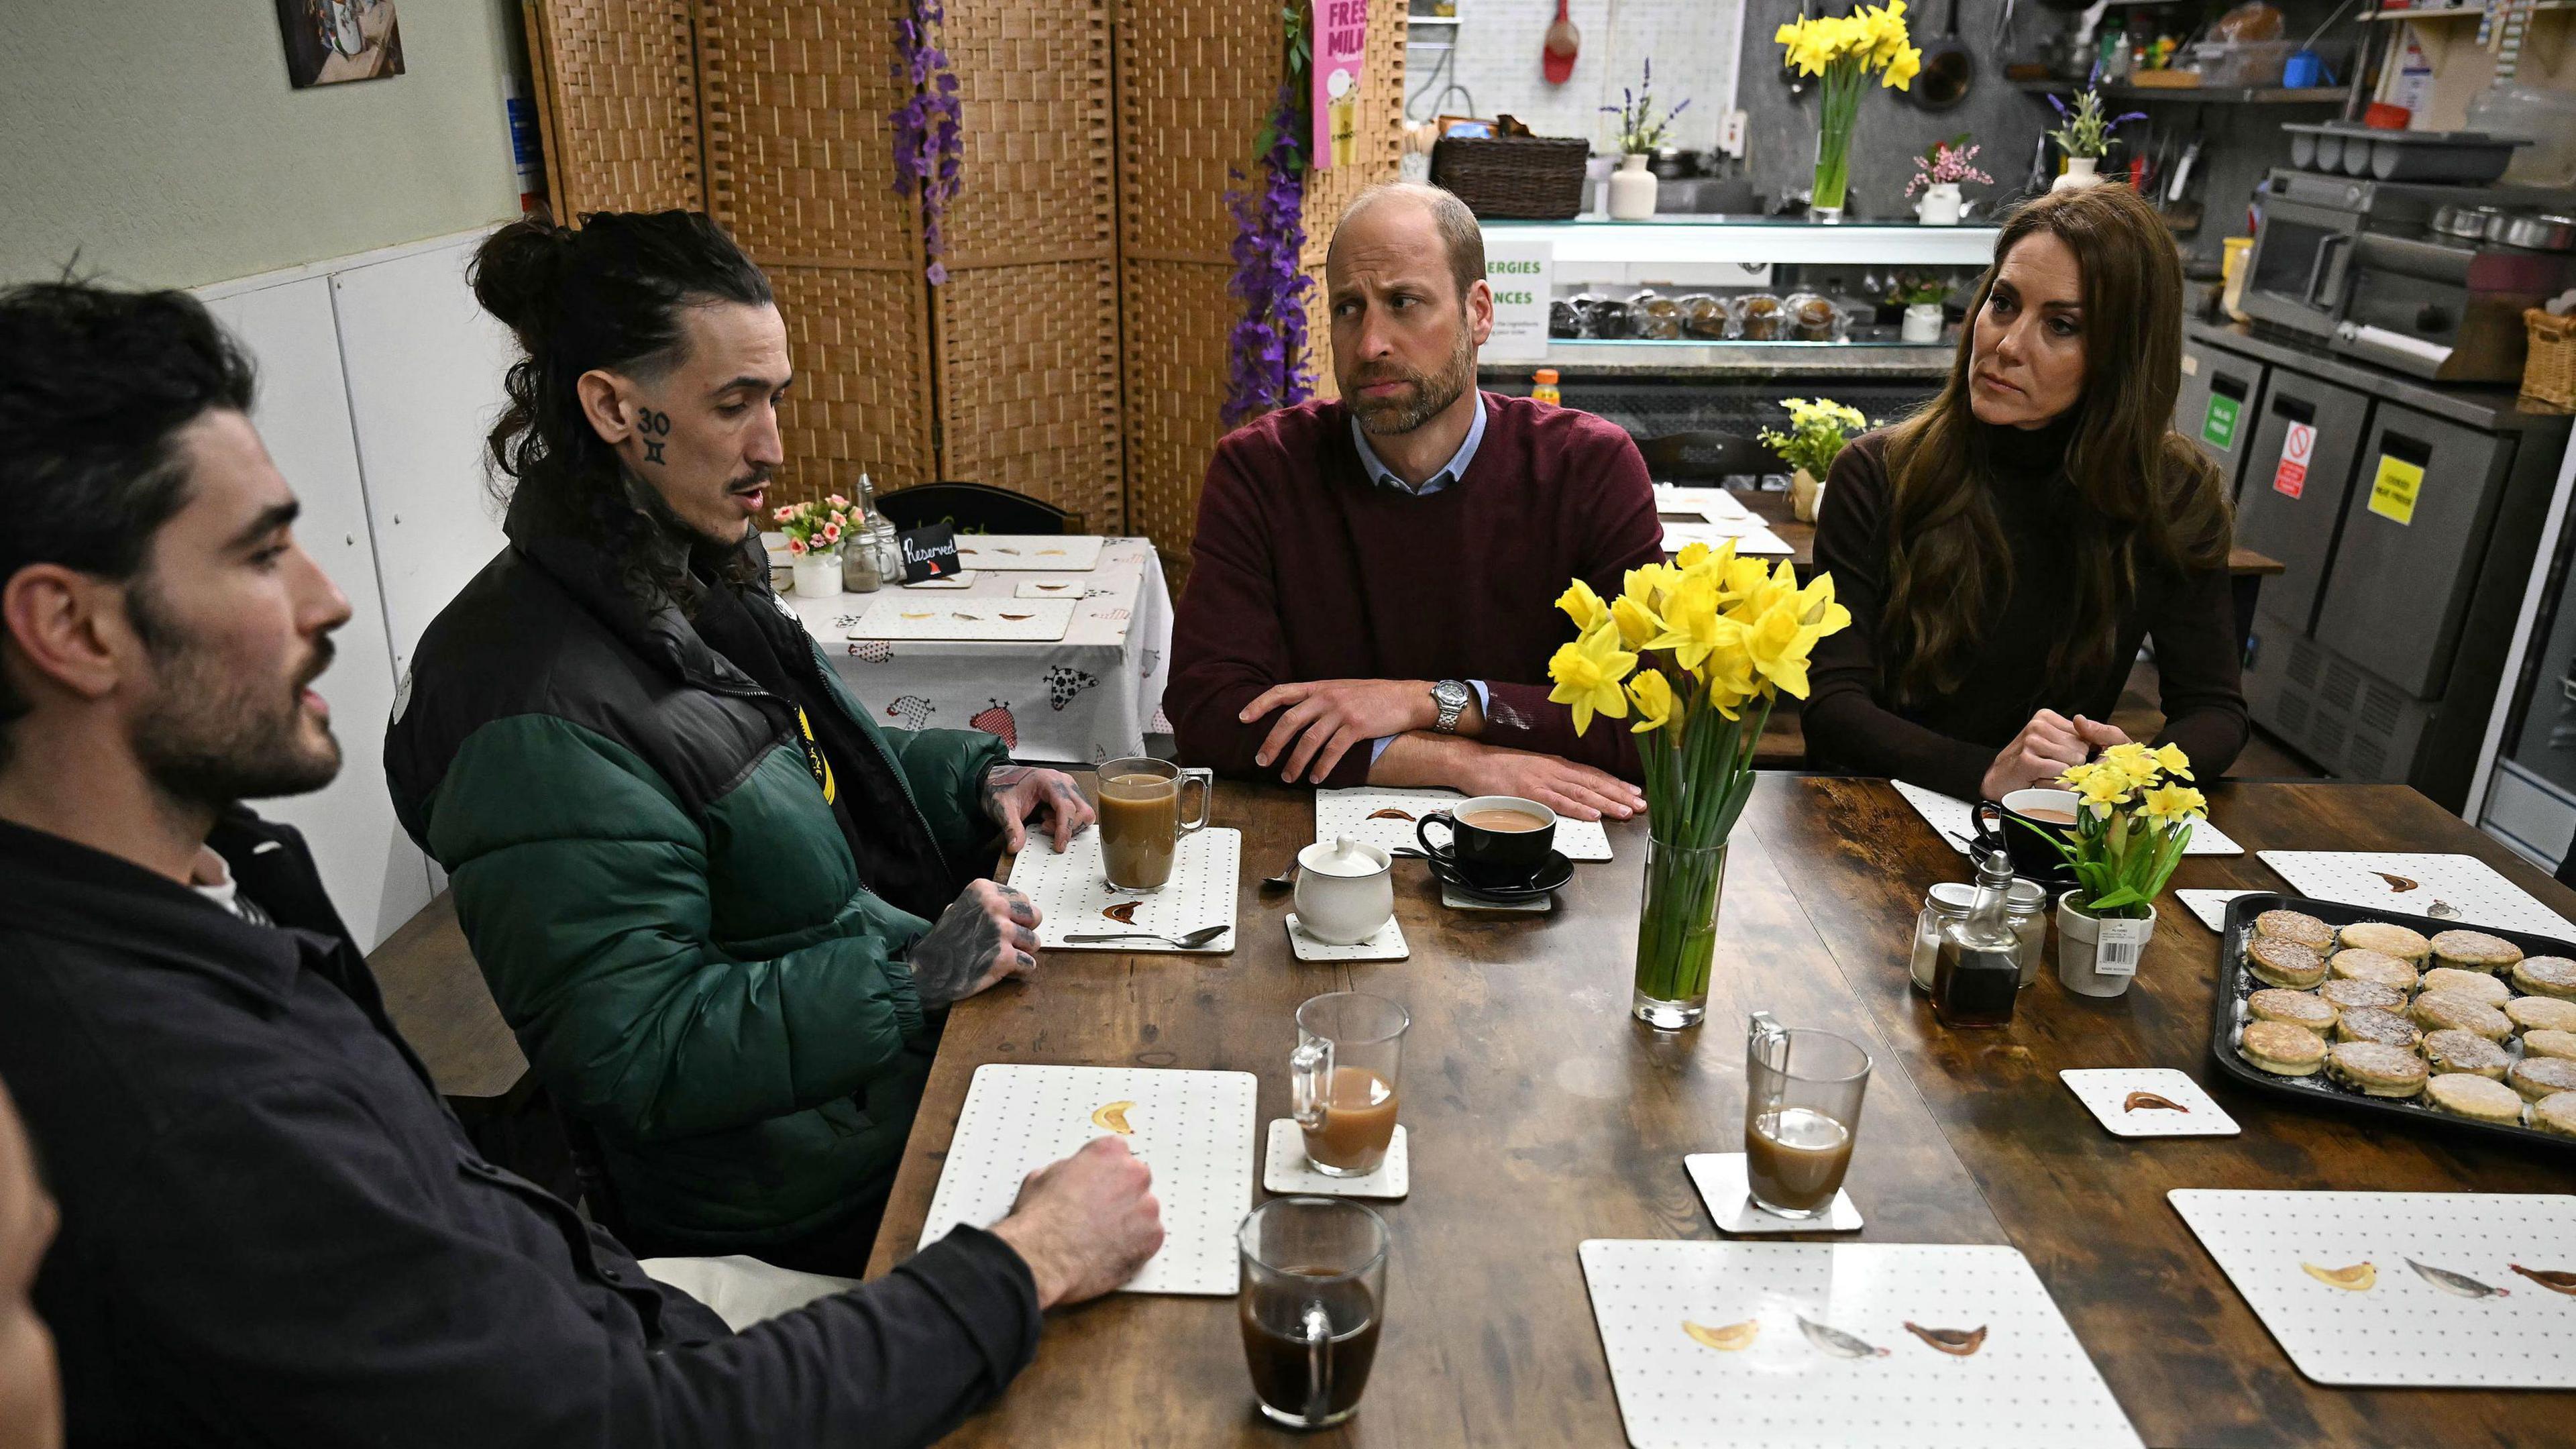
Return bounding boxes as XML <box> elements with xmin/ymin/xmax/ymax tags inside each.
<box><xmin>1933</xmin><ymin>849</ymin><xmax>2022</xmax><ymax>1028</ymax></box>
<box><xmin>1532</xmin><ymin>368</ymin><xmax>1562</xmax><ymax>406</ymax></box>
<box><xmin>840</xmin><ymin>472</ymin><xmax>885</xmax><ymax>592</ymax></box>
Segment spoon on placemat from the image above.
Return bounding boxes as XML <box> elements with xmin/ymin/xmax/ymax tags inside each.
<box><xmin>1061</xmin><ymin>926</ymin><xmax>1230</xmax><ymax>949</ymax></box>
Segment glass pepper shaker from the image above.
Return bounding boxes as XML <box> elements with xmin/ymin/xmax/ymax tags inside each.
<box><xmin>1933</xmin><ymin>847</ymin><xmax>2022</xmax><ymax>1028</ymax></box>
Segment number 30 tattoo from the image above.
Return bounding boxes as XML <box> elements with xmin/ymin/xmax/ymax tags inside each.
<box><xmin>636</xmin><ymin>407</ymin><xmax>672</xmax><ymax>466</ymax></box>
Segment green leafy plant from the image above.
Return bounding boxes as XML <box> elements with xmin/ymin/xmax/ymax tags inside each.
<box><xmin>2028</xmin><ymin>743</ymin><xmax>2206</xmax><ymax>918</ymax></box>
<box><xmin>1758</xmin><ymin>397</ymin><xmax>1870</xmax><ymax>479</ymax></box>
<box><xmin>1884</xmin><ymin>272</ymin><xmax>1951</xmax><ymax>307</ymax></box>
<box><xmin>2046</xmin><ymin>87</ymin><xmax>2146</xmax><ymax>160</ymax></box>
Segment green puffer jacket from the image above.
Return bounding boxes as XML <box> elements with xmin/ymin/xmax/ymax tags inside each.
<box><xmin>385</xmin><ymin>494</ymin><xmax>1009</xmax><ymax>1251</ymax></box>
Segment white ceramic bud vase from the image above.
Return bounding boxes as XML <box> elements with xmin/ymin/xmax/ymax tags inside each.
<box><xmin>1900</xmin><ymin>303</ymin><xmax>1944</xmax><ymax>343</ymax></box>
<box><xmin>1917</xmin><ymin>181</ymin><xmax>1963</xmax><ymax>225</ymax></box>
<box><xmin>790</xmin><ymin>550</ymin><xmax>845</xmax><ymax>598</ymax></box>
<box><xmin>2056</xmin><ymin>893</ymin><xmax>2153</xmax><ymax>998</ymax></box>
<box><xmin>2053</xmin><ymin>156</ymin><xmax>2104</xmax><ymax>193</ymax></box>
<box><xmin>1608</xmin><ymin>153</ymin><xmax>1660</xmax><ymax>220</ymax></box>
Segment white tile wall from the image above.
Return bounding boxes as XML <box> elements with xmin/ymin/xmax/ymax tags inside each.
<box><xmin>1409</xmin><ymin>0</ymin><xmax>1741</xmax><ymax>154</ymax></box>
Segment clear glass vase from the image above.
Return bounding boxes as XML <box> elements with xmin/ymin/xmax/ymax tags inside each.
<box><xmin>1810</xmin><ymin>111</ymin><xmax>1856</xmax><ymax>224</ymax></box>
<box><xmin>1633</xmin><ymin>837</ymin><xmax>1727</xmax><ymax>1030</ymax></box>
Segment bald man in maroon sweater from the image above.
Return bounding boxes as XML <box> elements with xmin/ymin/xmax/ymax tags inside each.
<box><xmin>1169</xmin><ymin>184</ymin><xmax>1661</xmax><ymax>822</ymax></box>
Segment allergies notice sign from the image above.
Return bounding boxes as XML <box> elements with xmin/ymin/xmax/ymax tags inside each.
<box><xmin>1482</xmin><ymin>237</ymin><xmax>1554</xmax><ymax>362</ymax></box>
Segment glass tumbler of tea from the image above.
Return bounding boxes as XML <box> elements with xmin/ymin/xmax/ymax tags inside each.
<box><xmin>1092</xmin><ymin>757</ymin><xmax>1214</xmax><ymax>891</ymax></box>
<box><xmin>1741</xmin><ymin>1010</ymin><xmax>1872</xmax><ymax>1220</ymax></box>
<box><xmin>1291</xmin><ymin>992</ymin><xmax>1408</xmax><ymax>1177</ymax></box>
<box><xmin>1238</xmin><ymin>1196</ymin><xmax>1390</xmax><ymax>1431</ymax></box>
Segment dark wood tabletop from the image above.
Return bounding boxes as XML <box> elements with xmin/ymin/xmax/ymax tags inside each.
<box><xmin>1733</xmin><ymin>489</ymin><xmax>2288</xmax><ymax>578</ymax></box>
<box><xmin>869</xmin><ymin>775</ymin><xmax>2576</xmax><ymax>1448</ymax></box>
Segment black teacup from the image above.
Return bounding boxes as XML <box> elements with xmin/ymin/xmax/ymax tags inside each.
<box><xmin>1417</xmin><ymin>796</ymin><xmax>1557</xmax><ymax>885</ymax></box>
<box><xmin>1974</xmin><ymin>787</ymin><xmax>2082</xmax><ymax>885</ymax></box>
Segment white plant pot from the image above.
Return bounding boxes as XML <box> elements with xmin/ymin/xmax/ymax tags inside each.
<box><xmin>2056</xmin><ymin>892</ymin><xmax>2153</xmax><ymax>998</ymax></box>
<box><xmin>1608</xmin><ymin>154</ymin><xmax>1660</xmax><ymax>220</ymax></box>
<box><xmin>790</xmin><ymin>551</ymin><xmax>844</xmax><ymax>598</ymax></box>
<box><xmin>1900</xmin><ymin>303</ymin><xmax>1945</xmax><ymax>343</ymax></box>
<box><xmin>1917</xmin><ymin>181</ymin><xmax>1963</xmax><ymax>225</ymax></box>
<box><xmin>1790</xmin><ymin>466</ymin><xmax>1825</xmax><ymax>524</ymax></box>
<box><xmin>2053</xmin><ymin>156</ymin><xmax>2104</xmax><ymax>193</ymax></box>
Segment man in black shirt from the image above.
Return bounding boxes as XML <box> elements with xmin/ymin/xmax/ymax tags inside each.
<box><xmin>0</xmin><ymin>279</ymin><xmax>1161</xmax><ymax>1445</ymax></box>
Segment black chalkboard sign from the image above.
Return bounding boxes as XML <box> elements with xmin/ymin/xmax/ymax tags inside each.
<box><xmin>898</xmin><ymin>522</ymin><xmax>963</xmax><ymax>583</ymax></box>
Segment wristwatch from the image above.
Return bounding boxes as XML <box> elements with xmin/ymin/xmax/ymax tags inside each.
<box><xmin>1430</xmin><ymin>679</ymin><xmax>1472</xmax><ymax>735</ymax></box>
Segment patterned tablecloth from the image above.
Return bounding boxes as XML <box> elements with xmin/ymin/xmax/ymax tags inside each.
<box><xmin>784</xmin><ymin>537</ymin><xmax>1174</xmax><ymax>766</ymax></box>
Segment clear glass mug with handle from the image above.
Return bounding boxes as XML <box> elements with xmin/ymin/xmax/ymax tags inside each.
<box><xmin>1290</xmin><ymin>993</ymin><xmax>1408</xmax><ymax>1177</ymax></box>
<box><xmin>1742</xmin><ymin>1011</ymin><xmax>1872</xmax><ymax>1219</ymax></box>
<box><xmin>1238</xmin><ymin>1196</ymin><xmax>1390</xmax><ymax>1430</ymax></box>
<box><xmin>1091</xmin><ymin>756</ymin><xmax>1213</xmax><ymax>891</ymax></box>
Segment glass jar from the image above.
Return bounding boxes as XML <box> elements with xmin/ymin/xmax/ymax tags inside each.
<box><xmin>1911</xmin><ymin>878</ymin><xmax>2048</xmax><ymax>991</ymax></box>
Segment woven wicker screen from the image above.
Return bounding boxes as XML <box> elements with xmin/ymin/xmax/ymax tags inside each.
<box><xmin>692</xmin><ymin>2</ymin><xmax>938</xmax><ymax>504</ymax></box>
<box><xmin>520</xmin><ymin>0</ymin><xmax>707</xmax><ymax>215</ymax></box>
<box><xmin>1293</xmin><ymin>0</ymin><xmax>1407</xmax><ymax>405</ymax></box>
<box><xmin>928</xmin><ymin>0</ymin><xmax>1124</xmax><ymax>531</ymax></box>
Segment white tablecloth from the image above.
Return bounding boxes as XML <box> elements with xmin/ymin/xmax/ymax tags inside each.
<box><xmin>786</xmin><ymin>537</ymin><xmax>1174</xmax><ymax>766</ymax></box>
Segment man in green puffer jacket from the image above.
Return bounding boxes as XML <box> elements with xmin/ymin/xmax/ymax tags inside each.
<box><xmin>386</xmin><ymin>211</ymin><xmax>1095</xmax><ymax>1274</ymax></box>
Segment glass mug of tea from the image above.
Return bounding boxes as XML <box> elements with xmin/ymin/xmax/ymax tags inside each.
<box><xmin>1238</xmin><ymin>1196</ymin><xmax>1389</xmax><ymax>1430</ymax></box>
<box><xmin>1093</xmin><ymin>757</ymin><xmax>1214</xmax><ymax>891</ymax></box>
<box><xmin>1742</xmin><ymin>1011</ymin><xmax>1872</xmax><ymax>1220</ymax></box>
<box><xmin>1290</xmin><ymin>992</ymin><xmax>1407</xmax><ymax>1177</ymax></box>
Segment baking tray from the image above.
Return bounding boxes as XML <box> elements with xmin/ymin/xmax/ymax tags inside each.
<box><xmin>2208</xmin><ymin>892</ymin><xmax>2576</xmax><ymax>1157</ymax></box>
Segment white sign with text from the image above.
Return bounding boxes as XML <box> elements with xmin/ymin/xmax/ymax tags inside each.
<box><xmin>1481</xmin><ymin>237</ymin><xmax>1554</xmax><ymax>362</ymax></box>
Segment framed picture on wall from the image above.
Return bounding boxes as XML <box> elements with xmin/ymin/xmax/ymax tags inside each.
<box><xmin>275</xmin><ymin>0</ymin><xmax>406</xmax><ymax>89</ymax></box>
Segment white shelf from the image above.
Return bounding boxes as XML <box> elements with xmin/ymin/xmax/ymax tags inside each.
<box><xmin>1481</xmin><ymin>217</ymin><xmax>2004</xmax><ymax>268</ymax></box>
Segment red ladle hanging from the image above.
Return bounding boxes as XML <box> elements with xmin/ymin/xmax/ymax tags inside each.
<box><xmin>1544</xmin><ymin>0</ymin><xmax>1581</xmax><ymax>84</ymax></box>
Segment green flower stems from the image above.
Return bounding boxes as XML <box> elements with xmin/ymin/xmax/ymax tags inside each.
<box><xmin>1811</xmin><ymin>58</ymin><xmax>1868</xmax><ymax>213</ymax></box>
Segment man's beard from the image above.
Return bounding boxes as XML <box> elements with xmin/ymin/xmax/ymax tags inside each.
<box><xmin>126</xmin><ymin>580</ymin><xmax>341</xmax><ymax>809</ymax></box>
<box><xmin>1346</xmin><ymin>329</ymin><xmax>1477</xmax><ymax>437</ymax></box>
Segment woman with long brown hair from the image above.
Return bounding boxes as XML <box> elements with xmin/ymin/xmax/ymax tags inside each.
<box><xmin>1804</xmin><ymin>184</ymin><xmax>2247</xmax><ymax>798</ymax></box>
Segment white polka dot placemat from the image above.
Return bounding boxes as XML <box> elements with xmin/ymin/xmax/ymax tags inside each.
<box><xmin>1685</xmin><ymin>1152</ymin><xmax>1865</xmax><ymax>1234</ymax></box>
<box><xmin>2255</xmin><ymin>852</ymin><xmax>2575</xmax><ymax>939</ymax></box>
<box><xmin>952</xmin><ymin>533</ymin><xmax>1104</xmax><ymax>571</ymax></box>
<box><xmin>918</xmin><ymin>1064</ymin><xmax>1256</xmax><ymax>1296</ymax></box>
<box><xmin>1316</xmin><ymin>786</ymin><xmax>1614</xmax><ymax>862</ymax></box>
<box><xmin>2059</xmin><ymin>1068</ymin><xmax>2241</xmax><ymax>1137</ymax></box>
<box><xmin>1892</xmin><ymin>780</ymin><xmax>2244</xmax><ymax>857</ymax></box>
<box><xmin>1262</xmin><ymin>1119</ymin><xmax>1409</xmax><ymax>1198</ymax></box>
<box><xmin>2174</xmin><ymin>889</ymin><xmax>2259</xmax><ymax>932</ymax></box>
<box><xmin>1578</xmin><ymin>1240</ymin><xmax>2143</xmax><ymax>1448</ymax></box>
<box><xmin>844</xmin><ymin>595</ymin><xmax>1075</xmax><ymax>642</ymax></box>
<box><xmin>1284</xmin><ymin>912</ymin><xmax>1408</xmax><ymax>962</ymax></box>
<box><xmin>1008</xmin><ymin>828</ymin><xmax>1238</xmax><ymax>954</ymax></box>
<box><xmin>2169</xmin><ymin>1189</ymin><xmax>2576</xmax><ymax>1387</ymax></box>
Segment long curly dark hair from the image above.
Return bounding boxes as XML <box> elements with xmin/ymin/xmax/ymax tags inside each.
<box><xmin>470</xmin><ymin>211</ymin><xmax>773</xmax><ymax>608</ymax></box>
<box><xmin>1878</xmin><ymin>185</ymin><xmax>2231</xmax><ymax>709</ymax></box>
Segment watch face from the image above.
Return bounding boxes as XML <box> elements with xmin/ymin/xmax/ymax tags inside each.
<box><xmin>1435</xmin><ymin>681</ymin><xmax>1469</xmax><ymax>708</ymax></box>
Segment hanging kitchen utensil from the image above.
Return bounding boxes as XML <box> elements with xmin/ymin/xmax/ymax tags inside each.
<box><xmin>1916</xmin><ymin>0</ymin><xmax>1976</xmax><ymax>109</ymax></box>
<box><xmin>1543</xmin><ymin>0</ymin><xmax>1581</xmax><ymax>85</ymax></box>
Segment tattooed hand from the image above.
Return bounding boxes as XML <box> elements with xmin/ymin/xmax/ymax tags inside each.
<box><xmin>907</xmin><ymin>879</ymin><xmax>1042</xmax><ymax>1008</ymax></box>
<box><xmin>981</xmin><ymin>765</ymin><xmax>1097</xmax><ymax>854</ymax></box>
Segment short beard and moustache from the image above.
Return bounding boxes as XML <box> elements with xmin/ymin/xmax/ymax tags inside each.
<box><xmin>125</xmin><ymin>577</ymin><xmax>341</xmax><ymax>810</ymax></box>
<box><xmin>1347</xmin><ymin>325</ymin><xmax>1477</xmax><ymax>437</ymax></box>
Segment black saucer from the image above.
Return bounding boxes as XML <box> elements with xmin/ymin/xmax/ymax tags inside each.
<box><xmin>1428</xmin><ymin>849</ymin><xmax>1574</xmax><ymax>901</ymax></box>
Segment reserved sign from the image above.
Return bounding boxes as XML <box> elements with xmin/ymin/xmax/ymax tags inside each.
<box><xmin>898</xmin><ymin>522</ymin><xmax>963</xmax><ymax>582</ymax></box>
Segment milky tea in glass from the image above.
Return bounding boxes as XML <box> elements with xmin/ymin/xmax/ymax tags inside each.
<box><xmin>1093</xmin><ymin>757</ymin><xmax>1213</xmax><ymax>891</ymax></box>
<box><xmin>1742</xmin><ymin>1012</ymin><xmax>1872</xmax><ymax>1218</ymax></box>
<box><xmin>1291</xmin><ymin>993</ymin><xmax>1408</xmax><ymax>1177</ymax></box>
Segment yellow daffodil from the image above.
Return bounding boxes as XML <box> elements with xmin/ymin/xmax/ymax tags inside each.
<box><xmin>1674</xmin><ymin>541</ymin><xmax>1713</xmax><ymax>571</ymax></box>
<box><xmin>1628</xmin><ymin>667</ymin><xmax>1676</xmax><ymax>734</ymax></box>
<box><xmin>1644</xmin><ymin>578</ymin><xmax>1731</xmax><ymax>674</ymax></box>
<box><xmin>1556</xmin><ymin>578</ymin><xmax>1609</xmax><ymax>633</ymax></box>
<box><xmin>1623</xmin><ymin>560</ymin><xmax>1682</xmax><ymax>604</ymax></box>
<box><xmin>1547</xmin><ymin>623</ymin><xmax>1637</xmax><ymax>735</ymax></box>
<box><xmin>2141</xmin><ymin>783</ymin><xmax>2206</xmax><ymax>824</ymax></box>
<box><xmin>1881</xmin><ymin>42</ymin><xmax>1922</xmax><ymax>89</ymax></box>
<box><xmin>1741</xmin><ymin>598</ymin><xmax>1827</xmax><ymax>699</ymax></box>
<box><xmin>2075</xmin><ymin>768</ymin><xmax>2132</xmax><ymax>811</ymax></box>
<box><xmin>1611</xmin><ymin>594</ymin><xmax>1662</xmax><ymax>649</ymax></box>
<box><xmin>2153</xmin><ymin>742</ymin><xmax>2194</xmax><ymax>781</ymax></box>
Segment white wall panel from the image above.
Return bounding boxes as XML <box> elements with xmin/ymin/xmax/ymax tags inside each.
<box><xmin>201</xmin><ymin>276</ymin><xmax>432</xmax><ymax>949</ymax></box>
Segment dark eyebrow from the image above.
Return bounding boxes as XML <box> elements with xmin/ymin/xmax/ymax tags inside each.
<box><xmin>226</xmin><ymin>500</ymin><xmax>299</xmax><ymax>553</ymax></box>
<box><xmin>711</xmin><ymin>373</ymin><xmax>793</xmax><ymax>397</ymax></box>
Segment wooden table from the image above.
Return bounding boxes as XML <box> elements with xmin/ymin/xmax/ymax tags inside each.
<box><xmin>869</xmin><ymin>776</ymin><xmax>2576</xmax><ymax>1448</ymax></box>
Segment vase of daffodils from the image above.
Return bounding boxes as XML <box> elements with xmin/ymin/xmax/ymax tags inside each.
<box><xmin>1550</xmin><ymin>542</ymin><xmax>1853</xmax><ymax>1029</ymax></box>
<box><xmin>773</xmin><ymin>496</ymin><xmax>857</xmax><ymax>598</ymax></box>
<box><xmin>1760</xmin><ymin>396</ymin><xmax>1869</xmax><ymax>524</ymax></box>
<box><xmin>1777</xmin><ymin>3</ymin><xmax>1923</xmax><ymax>224</ymax></box>
<box><xmin>2032</xmin><ymin>744</ymin><xmax>2204</xmax><ymax>998</ymax></box>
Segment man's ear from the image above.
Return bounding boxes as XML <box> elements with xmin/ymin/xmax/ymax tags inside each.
<box><xmin>1</xmin><ymin>566</ymin><xmax>127</xmax><ymax>707</ymax></box>
<box><xmin>1466</xmin><ymin>278</ymin><xmax>1496</xmax><ymax>348</ymax></box>
<box><xmin>576</xmin><ymin>369</ymin><xmax>639</xmax><ymax>447</ymax></box>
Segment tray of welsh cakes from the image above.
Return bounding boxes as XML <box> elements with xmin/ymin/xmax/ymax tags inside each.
<box><xmin>2212</xmin><ymin>894</ymin><xmax>2576</xmax><ymax>1154</ymax></box>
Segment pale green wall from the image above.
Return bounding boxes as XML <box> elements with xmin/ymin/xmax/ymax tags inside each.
<box><xmin>0</xmin><ymin>1</ymin><xmax>525</xmax><ymax>288</ymax></box>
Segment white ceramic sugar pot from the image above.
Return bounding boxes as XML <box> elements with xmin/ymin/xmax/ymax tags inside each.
<box><xmin>1293</xmin><ymin>835</ymin><xmax>1395</xmax><ymax>945</ymax></box>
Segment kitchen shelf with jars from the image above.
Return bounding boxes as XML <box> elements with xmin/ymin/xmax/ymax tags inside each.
<box><xmin>1474</xmin><ymin>217</ymin><xmax>2001</xmax><ymax>380</ymax></box>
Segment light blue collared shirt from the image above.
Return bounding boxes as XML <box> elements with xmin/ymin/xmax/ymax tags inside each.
<box><xmin>1349</xmin><ymin>390</ymin><xmax>1488</xmax><ymax>495</ymax></box>
<box><xmin>1349</xmin><ymin>395</ymin><xmax>1491</xmax><ymax>765</ymax></box>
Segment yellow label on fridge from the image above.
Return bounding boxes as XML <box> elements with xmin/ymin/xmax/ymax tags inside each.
<box><xmin>2367</xmin><ymin>452</ymin><xmax>2424</xmax><ymax>526</ymax></box>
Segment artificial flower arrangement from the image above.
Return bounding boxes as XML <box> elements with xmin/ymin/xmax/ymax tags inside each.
<box><xmin>1883</xmin><ymin>272</ymin><xmax>1952</xmax><ymax>307</ymax></box>
<box><xmin>1548</xmin><ymin>541</ymin><xmax>1852</xmax><ymax>1026</ymax></box>
<box><xmin>1758</xmin><ymin>397</ymin><xmax>1869</xmax><ymax>481</ymax></box>
<box><xmin>1601</xmin><ymin>58</ymin><xmax>1691</xmax><ymax>156</ymax></box>
<box><xmin>2046</xmin><ymin>86</ymin><xmax>2147</xmax><ymax>161</ymax></box>
<box><xmin>1776</xmin><ymin>2</ymin><xmax>1923</xmax><ymax>221</ymax></box>
<box><xmin>2039</xmin><ymin>743</ymin><xmax>2206</xmax><ymax>918</ymax></box>
<box><xmin>771</xmin><ymin>495</ymin><xmax>856</xmax><ymax>557</ymax></box>
<box><xmin>1905</xmin><ymin>136</ymin><xmax>1995</xmax><ymax>197</ymax></box>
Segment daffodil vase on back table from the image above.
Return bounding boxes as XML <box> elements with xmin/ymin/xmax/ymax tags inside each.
<box><xmin>1548</xmin><ymin>543</ymin><xmax>1854</xmax><ymax>1029</ymax></box>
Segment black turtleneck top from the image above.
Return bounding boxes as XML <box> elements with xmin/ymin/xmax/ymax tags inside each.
<box><xmin>1801</xmin><ymin>421</ymin><xmax>2248</xmax><ymax>799</ymax></box>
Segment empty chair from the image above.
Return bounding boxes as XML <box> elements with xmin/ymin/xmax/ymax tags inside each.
<box><xmin>876</xmin><ymin>480</ymin><xmax>1082</xmax><ymax>536</ymax></box>
<box><xmin>1633</xmin><ymin>430</ymin><xmax>1778</xmax><ymax>484</ymax></box>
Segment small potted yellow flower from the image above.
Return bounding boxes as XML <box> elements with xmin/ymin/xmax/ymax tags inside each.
<box><xmin>1548</xmin><ymin>540</ymin><xmax>1851</xmax><ymax>1028</ymax></box>
<box><xmin>2033</xmin><ymin>743</ymin><xmax>2205</xmax><ymax>998</ymax></box>
<box><xmin>1758</xmin><ymin>396</ymin><xmax>1869</xmax><ymax>524</ymax></box>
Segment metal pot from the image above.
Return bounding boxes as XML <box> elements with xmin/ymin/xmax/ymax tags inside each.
<box><xmin>2432</xmin><ymin>202</ymin><xmax>2492</xmax><ymax>239</ymax></box>
<box><xmin>2501</xmin><ymin>211</ymin><xmax>2576</xmax><ymax>252</ymax></box>
<box><xmin>2483</xmin><ymin>206</ymin><xmax>2521</xmax><ymax>242</ymax></box>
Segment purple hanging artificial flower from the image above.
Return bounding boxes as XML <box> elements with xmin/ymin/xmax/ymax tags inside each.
<box><xmin>892</xmin><ymin>0</ymin><xmax>963</xmax><ymax>285</ymax></box>
<box><xmin>1221</xmin><ymin>79</ymin><xmax>1314</xmax><ymax>427</ymax></box>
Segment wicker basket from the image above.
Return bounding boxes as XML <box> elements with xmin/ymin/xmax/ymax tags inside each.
<box><xmin>2524</xmin><ymin>308</ymin><xmax>2576</xmax><ymax>410</ymax></box>
<box><xmin>1431</xmin><ymin>135</ymin><xmax>1591</xmax><ymax>220</ymax></box>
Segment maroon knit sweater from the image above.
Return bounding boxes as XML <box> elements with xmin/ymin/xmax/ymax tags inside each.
<box><xmin>1169</xmin><ymin>392</ymin><xmax>1663</xmax><ymax>788</ymax></box>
